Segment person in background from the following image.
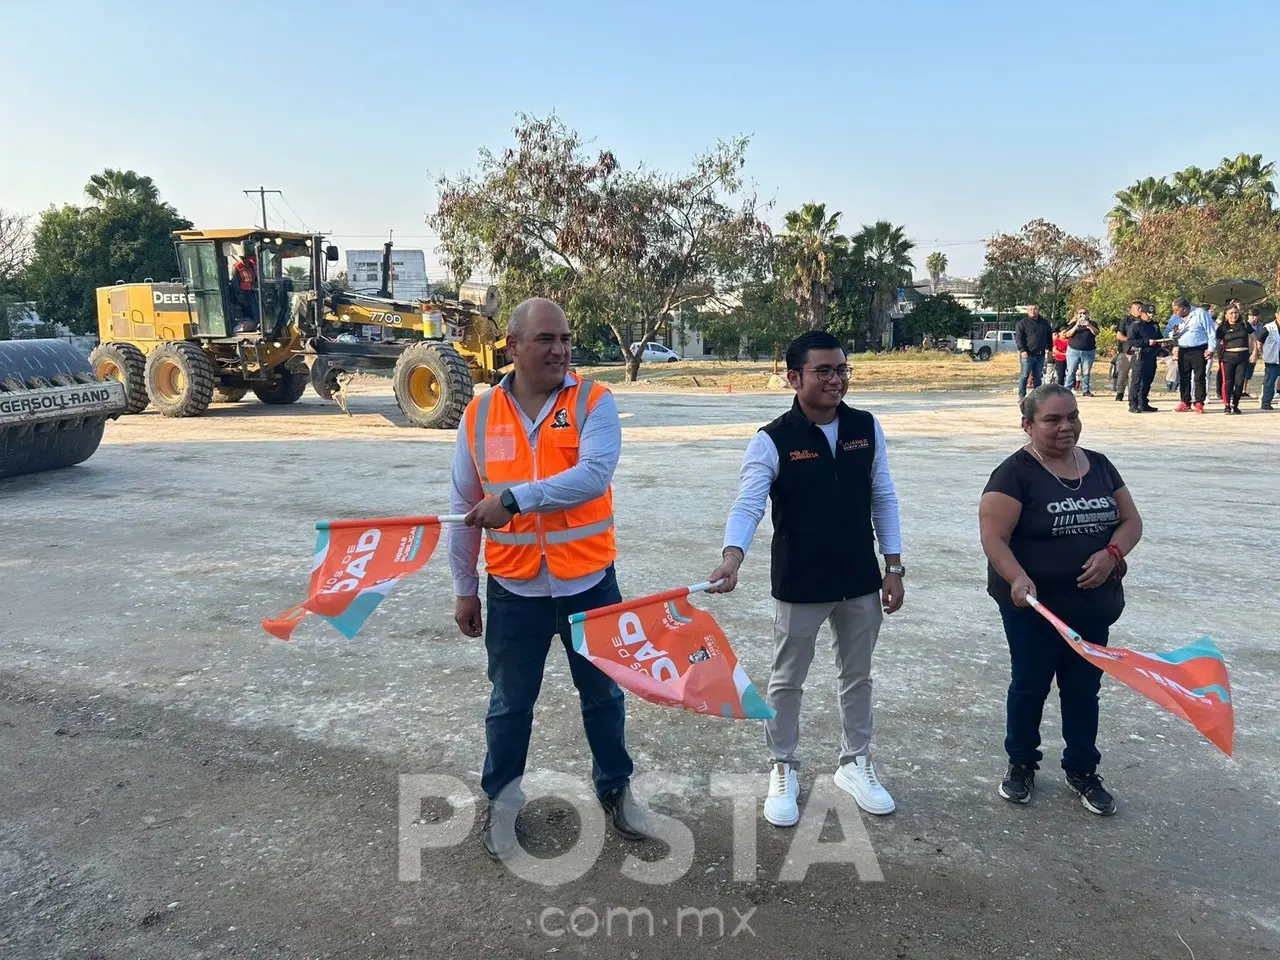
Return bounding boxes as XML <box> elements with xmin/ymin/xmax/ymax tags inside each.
<box><xmin>1215</xmin><ymin>303</ymin><xmax>1256</xmax><ymax>415</ymax></box>
<box><xmin>1127</xmin><ymin>302</ymin><xmax>1162</xmax><ymax>414</ymax></box>
<box><xmin>1113</xmin><ymin>301</ymin><xmax>1140</xmax><ymax>402</ymax></box>
<box><xmin>1015</xmin><ymin>305</ymin><xmax>1053</xmax><ymax>401</ymax></box>
<box><xmin>1243</xmin><ymin>307</ymin><xmax>1263</xmax><ymax>398</ymax></box>
<box><xmin>1052</xmin><ymin>326</ymin><xmax>1070</xmax><ymax>387</ymax></box>
<box><xmin>1167</xmin><ymin>297</ymin><xmax>1216</xmax><ymax>413</ymax></box>
<box><xmin>1254</xmin><ymin>309</ymin><xmax>1279</xmax><ymax>411</ymax></box>
<box><xmin>979</xmin><ymin>384</ymin><xmax>1143</xmax><ymax>816</ymax></box>
<box><xmin>1064</xmin><ymin>309</ymin><xmax>1099</xmax><ymax>396</ymax></box>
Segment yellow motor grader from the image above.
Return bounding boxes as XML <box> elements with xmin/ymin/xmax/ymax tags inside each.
<box><xmin>88</xmin><ymin>228</ymin><xmax>508</xmax><ymax>428</ymax></box>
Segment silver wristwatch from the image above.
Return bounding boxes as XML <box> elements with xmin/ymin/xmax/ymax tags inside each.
<box><xmin>885</xmin><ymin>564</ymin><xmax>906</xmax><ymax>577</ymax></box>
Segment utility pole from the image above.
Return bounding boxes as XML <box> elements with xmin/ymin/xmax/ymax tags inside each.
<box><xmin>243</xmin><ymin>186</ymin><xmax>283</xmax><ymax>229</ymax></box>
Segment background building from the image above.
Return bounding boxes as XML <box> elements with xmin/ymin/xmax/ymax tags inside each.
<box><xmin>345</xmin><ymin>249</ymin><xmax>429</xmax><ymax>300</ymax></box>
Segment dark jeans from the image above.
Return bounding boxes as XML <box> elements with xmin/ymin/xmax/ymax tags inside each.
<box><xmin>1054</xmin><ymin>359</ymin><xmax>1067</xmax><ymax>387</ymax></box>
<box><xmin>1262</xmin><ymin>363</ymin><xmax>1280</xmax><ymax>406</ymax></box>
<box><xmin>1019</xmin><ymin>352</ymin><xmax>1046</xmax><ymax>399</ymax></box>
<box><xmin>999</xmin><ymin>604</ymin><xmax>1110</xmax><ymax>774</ymax></box>
<box><xmin>1177</xmin><ymin>346</ymin><xmax>1208</xmax><ymax>404</ymax></box>
<box><xmin>481</xmin><ymin>564</ymin><xmax>633</xmax><ymax>808</ymax></box>
<box><xmin>1129</xmin><ymin>353</ymin><xmax>1156</xmax><ymax>410</ymax></box>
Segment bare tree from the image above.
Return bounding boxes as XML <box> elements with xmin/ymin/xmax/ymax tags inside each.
<box><xmin>0</xmin><ymin>208</ymin><xmax>32</xmax><ymax>284</ymax></box>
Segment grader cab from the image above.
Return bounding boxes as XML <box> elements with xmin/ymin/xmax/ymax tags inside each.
<box><xmin>88</xmin><ymin>227</ymin><xmax>509</xmax><ymax>428</ymax></box>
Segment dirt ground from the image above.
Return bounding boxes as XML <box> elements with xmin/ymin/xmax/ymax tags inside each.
<box><xmin>577</xmin><ymin>352</ymin><xmax>1021</xmax><ymax>391</ymax></box>
<box><xmin>2</xmin><ymin>378</ymin><xmax>1278</xmax><ymax>959</ymax></box>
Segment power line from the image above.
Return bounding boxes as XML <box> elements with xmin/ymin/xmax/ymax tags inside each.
<box><xmin>278</xmin><ymin>192</ymin><xmax>310</xmax><ymax>232</ymax></box>
<box><xmin>242</xmin><ymin>186</ymin><xmax>283</xmax><ymax>229</ymax></box>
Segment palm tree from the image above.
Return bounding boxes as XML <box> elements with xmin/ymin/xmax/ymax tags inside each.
<box><xmin>1107</xmin><ymin>176</ymin><xmax>1175</xmax><ymax>241</ymax></box>
<box><xmin>852</xmin><ymin>221</ymin><xmax>915</xmax><ymax>349</ymax></box>
<box><xmin>1215</xmin><ymin>152</ymin><xmax>1276</xmax><ymax>204</ymax></box>
<box><xmin>1169</xmin><ymin>166</ymin><xmax>1223</xmax><ymax>207</ymax></box>
<box><xmin>84</xmin><ymin>168</ymin><xmax>161</xmax><ymax>205</ymax></box>
<box><xmin>925</xmin><ymin>251</ymin><xmax>947</xmax><ymax>293</ymax></box>
<box><xmin>777</xmin><ymin>202</ymin><xmax>849</xmax><ymax>330</ymax></box>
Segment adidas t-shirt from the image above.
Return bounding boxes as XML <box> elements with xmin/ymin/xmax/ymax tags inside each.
<box><xmin>983</xmin><ymin>447</ymin><xmax>1126</xmax><ymax>625</ymax></box>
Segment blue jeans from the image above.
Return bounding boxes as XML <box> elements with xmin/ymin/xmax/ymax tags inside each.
<box><xmin>481</xmin><ymin>564</ymin><xmax>633</xmax><ymax>807</ymax></box>
<box><xmin>1018</xmin><ymin>352</ymin><xmax>1046</xmax><ymax>399</ymax></box>
<box><xmin>1263</xmin><ymin>363</ymin><xmax>1280</xmax><ymax>406</ymax></box>
<box><xmin>999</xmin><ymin>604</ymin><xmax>1110</xmax><ymax>773</ymax></box>
<box><xmin>1065</xmin><ymin>348</ymin><xmax>1096</xmax><ymax>393</ymax></box>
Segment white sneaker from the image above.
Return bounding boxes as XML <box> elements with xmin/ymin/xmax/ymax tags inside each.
<box><xmin>763</xmin><ymin>762</ymin><xmax>800</xmax><ymax>827</ymax></box>
<box><xmin>834</xmin><ymin>754</ymin><xmax>896</xmax><ymax>815</ymax></box>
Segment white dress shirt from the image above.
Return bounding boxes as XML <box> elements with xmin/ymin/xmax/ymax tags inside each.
<box><xmin>722</xmin><ymin>413</ymin><xmax>902</xmax><ymax>558</ymax></box>
<box><xmin>448</xmin><ymin>373</ymin><xmax>621</xmax><ymax>598</ymax></box>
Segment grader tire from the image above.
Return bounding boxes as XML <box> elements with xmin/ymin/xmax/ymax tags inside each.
<box><xmin>145</xmin><ymin>341</ymin><xmax>216</xmax><ymax>418</ymax></box>
<box><xmin>392</xmin><ymin>341</ymin><xmax>473</xmax><ymax>429</ymax></box>
<box><xmin>309</xmin><ymin>359</ymin><xmax>346</xmax><ymax>401</ymax></box>
<box><xmin>0</xmin><ymin>339</ymin><xmax>127</xmax><ymax>480</ymax></box>
<box><xmin>89</xmin><ymin>342</ymin><xmax>148</xmax><ymax>413</ymax></box>
<box><xmin>213</xmin><ymin>386</ymin><xmax>249</xmax><ymax>403</ymax></box>
<box><xmin>253</xmin><ymin>356</ymin><xmax>308</xmax><ymax>405</ymax></box>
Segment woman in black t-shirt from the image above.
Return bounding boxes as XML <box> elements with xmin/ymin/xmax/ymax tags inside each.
<box><xmin>978</xmin><ymin>384</ymin><xmax>1144</xmax><ymax>816</ymax></box>
<box><xmin>1215</xmin><ymin>304</ymin><xmax>1257</xmax><ymax>414</ymax></box>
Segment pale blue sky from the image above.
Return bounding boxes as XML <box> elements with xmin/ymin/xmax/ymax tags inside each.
<box><xmin>3</xmin><ymin>0</ymin><xmax>1277</xmax><ymax>279</ymax></box>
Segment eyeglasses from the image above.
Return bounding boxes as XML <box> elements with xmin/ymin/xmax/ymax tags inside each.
<box><xmin>804</xmin><ymin>365</ymin><xmax>852</xmax><ymax>382</ymax></box>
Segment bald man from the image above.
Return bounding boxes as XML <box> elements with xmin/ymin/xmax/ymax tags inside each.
<box><xmin>448</xmin><ymin>298</ymin><xmax>648</xmax><ymax>860</ymax></box>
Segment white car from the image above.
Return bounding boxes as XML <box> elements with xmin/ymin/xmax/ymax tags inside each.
<box><xmin>630</xmin><ymin>341</ymin><xmax>682</xmax><ymax>363</ymax></box>
<box><xmin>957</xmin><ymin>329</ymin><xmax>1018</xmax><ymax>361</ymax></box>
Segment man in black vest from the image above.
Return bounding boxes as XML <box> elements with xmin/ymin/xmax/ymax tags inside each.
<box><xmin>707</xmin><ymin>330</ymin><xmax>904</xmax><ymax>826</ymax></box>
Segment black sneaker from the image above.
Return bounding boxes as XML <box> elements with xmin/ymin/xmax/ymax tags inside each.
<box><xmin>1262</xmin><ymin>404</ymin><xmax>1274</xmax><ymax>410</ymax></box>
<box><xmin>998</xmin><ymin>763</ymin><xmax>1035</xmax><ymax>804</ymax></box>
<box><xmin>1114</xmin><ymin>394</ymin><xmax>1125</xmax><ymax>402</ymax></box>
<box><xmin>1141</xmin><ymin>405</ymin><xmax>1158</xmax><ymax>412</ymax></box>
<box><xmin>1066</xmin><ymin>772</ymin><xmax>1116</xmax><ymax>816</ymax></box>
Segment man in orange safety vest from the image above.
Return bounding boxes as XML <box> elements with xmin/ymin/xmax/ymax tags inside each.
<box><xmin>448</xmin><ymin>297</ymin><xmax>650</xmax><ymax>860</ymax></box>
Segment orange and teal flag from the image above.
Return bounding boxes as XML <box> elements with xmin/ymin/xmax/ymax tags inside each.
<box><xmin>569</xmin><ymin>581</ymin><xmax>774</xmax><ymax>720</ymax></box>
<box><xmin>1029</xmin><ymin>596</ymin><xmax>1234</xmax><ymax>755</ymax></box>
<box><xmin>263</xmin><ymin>514</ymin><xmax>461</xmax><ymax>641</ymax></box>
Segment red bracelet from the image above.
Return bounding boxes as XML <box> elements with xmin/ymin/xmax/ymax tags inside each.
<box><xmin>1105</xmin><ymin>543</ymin><xmax>1125</xmax><ymax>563</ymax></box>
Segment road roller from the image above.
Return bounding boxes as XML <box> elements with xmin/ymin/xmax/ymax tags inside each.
<box><xmin>0</xmin><ymin>339</ymin><xmax>127</xmax><ymax>480</ymax></box>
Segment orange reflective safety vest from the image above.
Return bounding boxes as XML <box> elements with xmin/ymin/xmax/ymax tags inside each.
<box><xmin>234</xmin><ymin>260</ymin><xmax>256</xmax><ymax>290</ymax></box>
<box><xmin>465</xmin><ymin>377</ymin><xmax>616</xmax><ymax>581</ymax></box>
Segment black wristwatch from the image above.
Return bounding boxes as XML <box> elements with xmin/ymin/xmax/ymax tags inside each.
<box><xmin>500</xmin><ymin>489</ymin><xmax>521</xmax><ymax>515</ymax></box>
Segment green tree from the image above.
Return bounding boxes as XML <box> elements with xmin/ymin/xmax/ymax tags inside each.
<box><xmin>1215</xmin><ymin>152</ymin><xmax>1276</xmax><ymax>204</ymax></box>
<box><xmin>978</xmin><ymin>219</ymin><xmax>1100</xmax><ymax>323</ymax></box>
<box><xmin>901</xmin><ymin>292</ymin><xmax>974</xmax><ymax>342</ymax></box>
<box><xmin>925</xmin><ymin>251</ymin><xmax>947</xmax><ymax>293</ymax></box>
<box><xmin>23</xmin><ymin>170</ymin><xmax>192</xmax><ymax>334</ymax></box>
<box><xmin>851</xmin><ymin>221</ymin><xmax>914</xmax><ymax>349</ymax></box>
<box><xmin>1075</xmin><ymin>197</ymin><xmax>1280</xmax><ymax>322</ymax></box>
<box><xmin>432</xmin><ymin>114</ymin><xmax>770</xmax><ymax>381</ymax></box>
<box><xmin>85</xmin><ymin>168</ymin><xmax>162</xmax><ymax>204</ymax></box>
<box><xmin>1107</xmin><ymin>176</ymin><xmax>1175</xmax><ymax>243</ymax></box>
<box><xmin>776</xmin><ymin>202</ymin><xmax>849</xmax><ymax>330</ymax></box>
<box><xmin>1107</xmin><ymin>154</ymin><xmax>1276</xmax><ymax>246</ymax></box>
